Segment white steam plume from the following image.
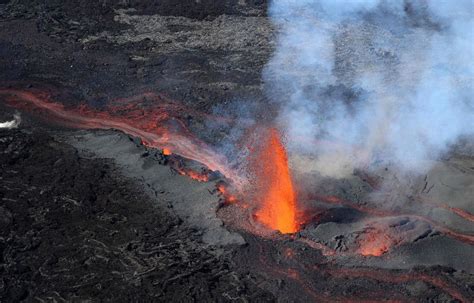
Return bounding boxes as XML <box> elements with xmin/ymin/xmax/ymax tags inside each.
<box><xmin>0</xmin><ymin>113</ymin><xmax>21</xmax><ymax>129</ymax></box>
<box><xmin>264</xmin><ymin>0</ymin><xmax>474</xmax><ymax>178</ymax></box>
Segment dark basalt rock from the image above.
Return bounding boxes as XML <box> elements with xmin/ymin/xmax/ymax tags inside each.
<box><xmin>0</xmin><ymin>127</ymin><xmax>274</xmax><ymax>302</ymax></box>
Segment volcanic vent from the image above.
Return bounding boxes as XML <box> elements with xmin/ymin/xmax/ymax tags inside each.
<box><xmin>0</xmin><ymin>0</ymin><xmax>473</xmax><ymax>301</ymax></box>
<box><xmin>2</xmin><ymin>84</ymin><xmax>473</xmax><ymax>301</ymax></box>
<box><xmin>252</xmin><ymin>128</ymin><xmax>299</xmax><ymax>234</ymax></box>
<box><xmin>0</xmin><ymin>88</ymin><xmax>302</xmax><ymax>235</ymax></box>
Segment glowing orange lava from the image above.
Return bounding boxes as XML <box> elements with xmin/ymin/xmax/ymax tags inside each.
<box><xmin>162</xmin><ymin>148</ymin><xmax>172</xmax><ymax>156</ymax></box>
<box><xmin>0</xmin><ymin>89</ymin><xmax>246</xmax><ymax>188</ymax></box>
<box><xmin>217</xmin><ymin>182</ymin><xmax>238</xmax><ymax>204</ymax></box>
<box><xmin>358</xmin><ymin>230</ymin><xmax>392</xmax><ymax>256</ymax></box>
<box><xmin>254</xmin><ymin>129</ymin><xmax>298</xmax><ymax>234</ymax></box>
<box><xmin>175</xmin><ymin>168</ymin><xmax>210</xmax><ymax>182</ymax></box>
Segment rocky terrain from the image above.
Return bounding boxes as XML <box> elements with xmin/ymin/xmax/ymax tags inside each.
<box><xmin>0</xmin><ymin>1</ymin><xmax>277</xmax><ymax>301</ymax></box>
<box><xmin>0</xmin><ymin>107</ymin><xmax>275</xmax><ymax>302</ymax></box>
<box><xmin>0</xmin><ymin>1</ymin><xmax>473</xmax><ymax>302</ymax></box>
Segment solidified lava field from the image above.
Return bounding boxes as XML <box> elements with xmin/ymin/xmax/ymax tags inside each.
<box><xmin>0</xmin><ymin>1</ymin><xmax>473</xmax><ymax>302</ymax></box>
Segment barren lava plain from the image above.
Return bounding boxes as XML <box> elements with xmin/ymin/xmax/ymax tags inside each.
<box><xmin>0</xmin><ymin>1</ymin><xmax>473</xmax><ymax>302</ymax></box>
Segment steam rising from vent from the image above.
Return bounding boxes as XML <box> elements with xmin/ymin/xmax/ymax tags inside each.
<box><xmin>265</xmin><ymin>0</ymin><xmax>474</xmax><ymax>177</ymax></box>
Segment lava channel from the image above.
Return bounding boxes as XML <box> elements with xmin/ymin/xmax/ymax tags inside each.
<box><xmin>0</xmin><ymin>88</ymin><xmax>246</xmax><ymax>188</ymax></box>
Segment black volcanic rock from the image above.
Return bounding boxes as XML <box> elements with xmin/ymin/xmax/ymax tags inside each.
<box><xmin>0</xmin><ymin>127</ymin><xmax>273</xmax><ymax>302</ymax></box>
<box><xmin>0</xmin><ymin>1</ymin><xmax>473</xmax><ymax>301</ymax></box>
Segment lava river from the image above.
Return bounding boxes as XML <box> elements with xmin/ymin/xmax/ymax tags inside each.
<box><xmin>0</xmin><ymin>88</ymin><xmax>300</xmax><ymax>234</ymax></box>
<box><xmin>1</xmin><ymin>87</ymin><xmax>473</xmax><ymax>302</ymax></box>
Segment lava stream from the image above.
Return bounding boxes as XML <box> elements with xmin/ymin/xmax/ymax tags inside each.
<box><xmin>445</xmin><ymin>206</ymin><xmax>474</xmax><ymax>223</ymax></box>
<box><xmin>311</xmin><ymin>194</ymin><xmax>474</xmax><ymax>246</ymax></box>
<box><xmin>416</xmin><ymin>196</ymin><xmax>474</xmax><ymax>223</ymax></box>
<box><xmin>0</xmin><ymin>89</ymin><xmax>246</xmax><ymax>188</ymax></box>
<box><xmin>250</xmin><ymin>235</ymin><xmax>469</xmax><ymax>302</ymax></box>
<box><xmin>318</xmin><ymin>266</ymin><xmax>470</xmax><ymax>302</ymax></box>
<box><xmin>1</xmin><ymin>89</ymin><xmax>303</xmax><ymax>235</ymax></box>
<box><xmin>251</xmin><ymin>236</ymin><xmax>410</xmax><ymax>303</ymax></box>
<box><xmin>216</xmin><ymin>182</ymin><xmax>238</xmax><ymax>205</ymax></box>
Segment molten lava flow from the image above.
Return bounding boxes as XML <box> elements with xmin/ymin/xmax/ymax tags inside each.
<box><xmin>216</xmin><ymin>182</ymin><xmax>238</xmax><ymax>204</ymax></box>
<box><xmin>253</xmin><ymin>129</ymin><xmax>299</xmax><ymax>234</ymax></box>
<box><xmin>311</xmin><ymin>193</ymin><xmax>474</xmax><ymax>247</ymax></box>
<box><xmin>162</xmin><ymin>148</ymin><xmax>172</xmax><ymax>156</ymax></box>
<box><xmin>174</xmin><ymin>167</ymin><xmax>210</xmax><ymax>182</ymax></box>
<box><xmin>319</xmin><ymin>267</ymin><xmax>469</xmax><ymax>302</ymax></box>
<box><xmin>445</xmin><ymin>206</ymin><xmax>474</xmax><ymax>223</ymax></box>
<box><xmin>357</xmin><ymin>229</ymin><xmax>392</xmax><ymax>256</ymax></box>
<box><xmin>0</xmin><ymin>89</ymin><xmax>246</xmax><ymax>188</ymax></box>
<box><xmin>416</xmin><ymin>196</ymin><xmax>474</xmax><ymax>223</ymax></box>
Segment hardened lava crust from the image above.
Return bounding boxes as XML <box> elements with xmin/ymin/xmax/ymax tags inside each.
<box><xmin>0</xmin><ymin>1</ymin><xmax>473</xmax><ymax>302</ymax></box>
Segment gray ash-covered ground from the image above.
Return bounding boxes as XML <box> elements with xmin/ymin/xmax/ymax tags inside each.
<box><xmin>0</xmin><ymin>1</ymin><xmax>473</xmax><ymax>302</ymax></box>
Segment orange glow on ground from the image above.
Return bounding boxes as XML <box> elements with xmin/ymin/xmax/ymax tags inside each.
<box><xmin>358</xmin><ymin>231</ymin><xmax>391</xmax><ymax>257</ymax></box>
<box><xmin>254</xmin><ymin>128</ymin><xmax>298</xmax><ymax>234</ymax></box>
<box><xmin>217</xmin><ymin>183</ymin><xmax>238</xmax><ymax>204</ymax></box>
<box><xmin>175</xmin><ymin>169</ymin><xmax>210</xmax><ymax>182</ymax></box>
<box><xmin>0</xmin><ymin>89</ymin><xmax>245</xmax><ymax>188</ymax></box>
<box><xmin>162</xmin><ymin>148</ymin><xmax>172</xmax><ymax>155</ymax></box>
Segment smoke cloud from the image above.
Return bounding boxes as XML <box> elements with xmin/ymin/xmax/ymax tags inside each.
<box><xmin>0</xmin><ymin>113</ymin><xmax>21</xmax><ymax>129</ymax></box>
<box><xmin>264</xmin><ymin>0</ymin><xmax>474</xmax><ymax>178</ymax></box>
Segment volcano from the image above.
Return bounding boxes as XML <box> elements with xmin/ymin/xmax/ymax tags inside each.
<box><xmin>2</xmin><ymin>85</ymin><xmax>473</xmax><ymax>302</ymax></box>
<box><xmin>0</xmin><ymin>1</ymin><xmax>473</xmax><ymax>302</ymax></box>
